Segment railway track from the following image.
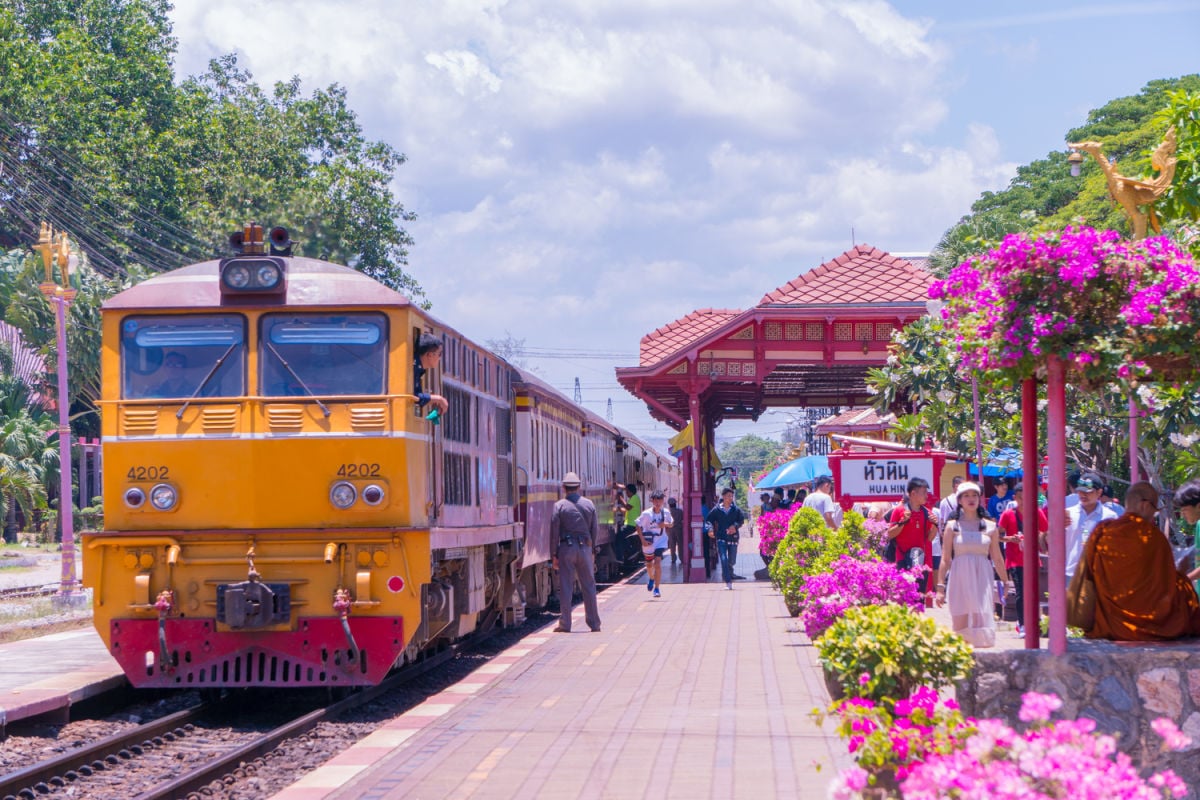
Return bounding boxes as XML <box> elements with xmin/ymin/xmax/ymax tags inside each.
<box><xmin>0</xmin><ymin>584</ymin><xmax>58</xmax><ymax>602</ymax></box>
<box><xmin>1</xmin><ymin>648</ymin><xmax>457</xmax><ymax>800</ymax></box>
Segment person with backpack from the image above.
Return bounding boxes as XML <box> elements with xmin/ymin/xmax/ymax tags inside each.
<box><xmin>887</xmin><ymin>477</ymin><xmax>939</xmax><ymax>572</ymax></box>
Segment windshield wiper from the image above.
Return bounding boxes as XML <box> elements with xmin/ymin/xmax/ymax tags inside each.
<box><xmin>263</xmin><ymin>340</ymin><xmax>331</xmax><ymax>417</ymax></box>
<box><xmin>176</xmin><ymin>343</ymin><xmax>238</xmax><ymax>420</ymax></box>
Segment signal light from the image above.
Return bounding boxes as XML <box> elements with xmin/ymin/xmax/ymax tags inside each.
<box><xmin>330</xmin><ymin>481</ymin><xmax>357</xmax><ymax>509</ymax></box>
<box><xmin>124</xmin><ymin>487</ymin><xmax>146</xmax><ymax>509</ymax></box>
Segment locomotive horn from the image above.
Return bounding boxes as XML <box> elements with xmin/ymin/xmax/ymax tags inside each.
<box><xmin>269</xmin><ymin>226</ymin><xmax>293</xmax><ymax>256</ymax></box>
<box><xmin>228</xmin><ymin>230</ymin><xmax>245</xmax><ymax>254</ymax></box>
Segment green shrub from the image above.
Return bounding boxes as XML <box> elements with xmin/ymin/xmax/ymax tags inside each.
<box><xmin>816</xmin><ymin>603</ymin><xmax>974</xmax><ymax>702</ymax></box>
<box><xmin>769</xmin><ymin>507</ymin><xmax>832</xmax><ymax>614</ymax></box>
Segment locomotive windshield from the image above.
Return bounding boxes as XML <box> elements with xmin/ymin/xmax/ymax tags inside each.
<box><xmin>260</xmin><ymin>313</ymin><xmax>388</xmax><ymax>396</ymax></box>
<box><xmin>121</xmin><ymin>315</ymin><xmax>246</xmax><ymax>399</ymax></box>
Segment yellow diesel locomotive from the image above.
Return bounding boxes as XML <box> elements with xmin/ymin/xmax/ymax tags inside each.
<box><xmin>84</xmin><ymin>225</ymin><xmax>525</xmax><ymax>688</ymax></box>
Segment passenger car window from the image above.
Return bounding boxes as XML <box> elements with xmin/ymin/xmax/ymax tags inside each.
<box><xmin>260</xmin><ymin>313</ymin><xmax>388</xmax><ymax>397</ymax></box>
<box><xmin>121</xmin><ymin>315</ymin><xmax>246</xmax><ymax>400</ymax></box>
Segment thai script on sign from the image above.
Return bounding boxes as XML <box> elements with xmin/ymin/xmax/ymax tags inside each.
<box><xmin>862</xmin><ymin>460</ymin><xmax>909</xmax><ymax>482</ymax></box>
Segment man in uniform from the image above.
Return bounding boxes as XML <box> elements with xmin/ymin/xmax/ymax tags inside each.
<box><xmin>550</xmin><ymin>472</ymin><xmax>602</xmax><ymax>633</ymax></box>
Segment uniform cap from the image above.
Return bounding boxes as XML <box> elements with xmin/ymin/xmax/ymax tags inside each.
<box><xmin>562</xmin><ymin>471</ymin><xmax>582</xmax><ymax>487</ymax></box>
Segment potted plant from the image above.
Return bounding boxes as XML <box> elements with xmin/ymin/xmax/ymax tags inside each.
<box><xmin>816</xmin><ymin>603</ymin><xmax>973</xmax><ymax>702</ymax></box>
<box><xmin>798</xmin><ymin>555</ymin><xmax>925</xmax><ymax>640</ymax></box>
<box><xmin>768</xmin><ymin>507</ymin><xmax>850</xmax><ymax>615</ymax></box>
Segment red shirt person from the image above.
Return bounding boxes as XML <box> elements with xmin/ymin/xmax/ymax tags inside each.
<box><xmin>996</xmin><ymin>482</ymin><xmax>1046</xmax><ymax>634</ymax></box>
<box><xmin>887</xmin><ymin>477</ymin><xmax>939</xmax><ymax>571</ymax></box>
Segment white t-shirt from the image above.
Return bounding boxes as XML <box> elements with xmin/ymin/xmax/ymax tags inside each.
<box><xmin>802</xmin><ymin>490</ymin><xmax>837</xmax><ymax>518</ymax></box>
<box><xmin>1064</xmin><ymin>502</ymin><xmax>1118</xmax><ymax>578</ymax></box>
<box><xmin>637</xmin><ymin>508</ymin><xmax>673</xmax><ymax>552</ymax></box>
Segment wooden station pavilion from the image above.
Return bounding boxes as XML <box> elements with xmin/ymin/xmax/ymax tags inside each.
<box><xmin>616</xmin><ymin>245</ymin><xmax>934</xmax><ymax>583</ymax></box>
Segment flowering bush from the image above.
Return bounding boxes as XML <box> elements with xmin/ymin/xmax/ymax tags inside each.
<box><xmin>930</xmin><ymin>226</ymin><xmax>1200</xmax><ymax>383</ymax></box>
<box><xmin>827</xmin><ymin>691</ymin><xmax>1193</xmax><ymax>800</ymax></box>
<box><xmin>798</xmin><ymin>555</ymin><xmax>925</xmax><ymax>640</ymax></box>
<box><xmin>817</xmin><ymin>603</ymin><xmax>973</xmax><ymax>702</ymax></box>
<box><xmin>820</xmin><ymin>686</ymin><xmax>972</xmax><ymax>794</ymax></box>
<box><xmin>757</xmin><ymin>505</ymin><xmax>800</xmax><ymax>559</ymax></box>
<box><xmin>862</xmin><ymin>516</ymin><xmax>892</xmax><ymax>557</ymax></box>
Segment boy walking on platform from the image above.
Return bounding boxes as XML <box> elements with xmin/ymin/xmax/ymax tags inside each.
<box><xmin>707</xmin><ymin>487</ymin><xmax>745</xmax><ymax>590</ymax></box>
<box><xmin>637</xmin><ymin>490</ymin><xmax>672</xmax><ymax>598</ymax></box>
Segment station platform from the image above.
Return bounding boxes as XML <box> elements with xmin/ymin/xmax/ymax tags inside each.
<box><xmin>0</xmin><ymin>627</ymin><xmax>125</xmax><ymax>733</ymax></box>
<box><xmin>273</xmin><ymin>542</ymin><xmax>851</xmax><ymax>800</ymax></box>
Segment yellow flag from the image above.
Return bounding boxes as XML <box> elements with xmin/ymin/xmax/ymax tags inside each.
<box><xmin>668</xmin><ymin>421</ymin><xmax>694</xmax><ymax>454</ymax></box>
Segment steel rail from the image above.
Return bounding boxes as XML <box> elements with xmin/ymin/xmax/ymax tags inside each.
<box><xmin>134</xmin><ymin>647</ymin><xmax>457</xmax><ymax>800</ymax></box>
<box><xmin>0</xmin><ymin>705</ymin><xmax>204</xmax><ymax>799</ymax></box>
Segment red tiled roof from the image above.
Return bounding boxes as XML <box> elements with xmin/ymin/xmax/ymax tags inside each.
<box><xmin>758</xmin><ymin>245</ymin><xmax>932</xmax><ymax>306</ymax></box>
<box><xmin>639</xmin><ymin>308</ymin><xmax>740</xmax><ymax>367</ymax></box>
<box><xmin>814</xmin><ymin>406</ymin><xmax>896</xmax><ymax>434</ymax></box>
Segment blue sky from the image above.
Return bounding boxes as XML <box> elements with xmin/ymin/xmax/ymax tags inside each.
<box><xmin>168</xmin><ymin>0</ymin><xmax>1200</xmax><ymax>448</ymax></box>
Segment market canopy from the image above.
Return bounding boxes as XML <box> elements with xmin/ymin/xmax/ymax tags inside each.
<box><xmin>755</xmin><ymin>455</ymin><xmax>831</xmax><ymax>489</ymax></box>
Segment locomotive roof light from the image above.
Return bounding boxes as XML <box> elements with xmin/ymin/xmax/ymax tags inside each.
<box><xmin>149</xmin><ymin>483</ymin><xmax>178</xmax><ymax>511</ymax></box>
<box><xmin>362</xmin><ymin>484</ymin><xmax>385</xmax><ymax>506</ymax></box>
<box><xmin>220</xmin><ymin>223</ymin><xmax>288</xmax><ymax>300</ymax></box>
<box><xmin>124</xmin><ymin>487</ymin><xmax>146</xmax><ymax>509</ymax></box>
<box><xmin>330</xmin><ymin>481</ymin><xmax>357</xmax><ymax>509</ymax></box>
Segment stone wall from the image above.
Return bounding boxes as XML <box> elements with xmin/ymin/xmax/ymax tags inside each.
<box><xmin>958</xmin><ymin>639</ymin><xmax>1200</xmax><ymax>797</ymax></box>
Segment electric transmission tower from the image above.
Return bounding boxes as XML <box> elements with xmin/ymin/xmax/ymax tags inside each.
<box><xmin>606</xmin><ymin>398</ymin><xmax>613</xmax><ymax>421</ymax></box>
<box><xmin>573</xmin><ymin>377</ymin><xmax>582</xmax><ymax>403</ymax></box>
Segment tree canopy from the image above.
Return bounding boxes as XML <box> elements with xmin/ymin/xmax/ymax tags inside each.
<box><xmin>0</xmin><ymin>0</ymin><xmax>421</xmax><ymax>297</ymax></box>
<box><xmin>929</xmin><ymin>75</ymin><xmax>1200</xmax><ymax>276</ymax></box>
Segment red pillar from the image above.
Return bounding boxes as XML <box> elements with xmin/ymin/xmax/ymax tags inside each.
<box><xmin>1046</xmin><ymin>356</ymin><xmax>1068</xmax><ymax>655</ymax></box>
<box><xmin>1129</xmin><ymin>397</ymin><xmax>1140</xmax><ymax>484</ymax></box>
<box><xmin>1021</xmin><ymin>378</ymin><xmax>1040</xmax><ymax>649</ymax></box>
<box><xmin>686</xmin><ymin>393</ymin><xmax>706</xmax><ymax>584</ymax></box>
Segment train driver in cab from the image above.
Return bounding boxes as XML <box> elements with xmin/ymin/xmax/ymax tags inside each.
<box><xmin>414</xmin><ymin>333</ymin><xmax>449</xmax><ymax>414</ymax></box>
<box><xmin>149</xmin><ymin>351</ymin><xmax>192</xmax><ymax>398</ymax></box>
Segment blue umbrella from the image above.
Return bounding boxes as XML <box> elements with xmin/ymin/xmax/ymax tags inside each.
<box><xmin>968</xmin><ymin>447</ymin><xmax>1023</xmax><ymax>478</ymax></box>
<box><xmin>755</xmin><ymin>455</ymin><xmax>831</xmax><ymax>489</ymax></box>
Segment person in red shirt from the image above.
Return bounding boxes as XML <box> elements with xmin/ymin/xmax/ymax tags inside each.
<box><xmin>887</xmin><ymin>477</ymin><xmax>939</xmax><ymax>572</ymax></box>
<box><xmin>996</xmin><ymin>481</ymin><xmax>1047</xmax><ymax>636</ymax></box>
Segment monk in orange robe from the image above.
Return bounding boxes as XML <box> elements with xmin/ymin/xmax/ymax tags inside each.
<box><xmin>1085</xmin><ymin>482</ymin><xmax>1200</xmax><ymax>641</ymax></box>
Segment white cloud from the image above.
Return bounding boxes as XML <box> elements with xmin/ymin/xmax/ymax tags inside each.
<box><xmin>167</xmin><ymin>0</ymin><xmax>1022</xmax><ymax>436</ymax></box>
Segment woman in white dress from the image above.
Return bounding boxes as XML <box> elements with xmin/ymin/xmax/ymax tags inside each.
<box><xmin>934</xmin><ymin>481</ymin><xmax>1009</xmax><ymax>648</ymax></box>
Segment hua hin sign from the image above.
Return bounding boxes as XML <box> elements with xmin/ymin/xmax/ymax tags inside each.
<box><xmin>829</xmin><ymin>447</ymin><xmax>960</xmax><ymax>509</ymax></box>
<box><xmin>840</xmin><ymin>457</ymin><xmax>933</xmax><ymax>497</ymax></box>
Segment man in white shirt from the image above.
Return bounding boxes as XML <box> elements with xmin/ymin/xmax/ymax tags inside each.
<box><xmin>802</xmin><ymin>476</ymin><xmax>838</xmax><ymax>529</ymax></box>
<box><xmin>636</xmin><ymin>490</ymin><xmax>672</xmax><ymax>598</ymax></box>
<box><xmin>1054</xmin><ymin>472</ymin><xmax>1118</xmax><ymax>579</ymax></box>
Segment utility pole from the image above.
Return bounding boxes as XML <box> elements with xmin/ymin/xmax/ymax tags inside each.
<box><xmin>34</xmin><ymin>222</ymin><xmax>85</xmax><ymax>606</ymax></box>
<box><xmin>573</xmin><ymin>377</ymin><xmax>582</xmax><ymax>404</ymax></box>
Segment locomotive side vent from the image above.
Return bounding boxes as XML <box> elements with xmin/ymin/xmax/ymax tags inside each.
<box><xmin>267</xmin><ymin>406</ymin><xmax>304</xmax><ymax>431</ymax></box>
<box><xmin>122</xmin><ymin>407</ymin><xmax>159</xmax><ymax>434</ymax></box>
<box><xmin>349</xmin><ymin>404</ymin><xmax>387</xmax><ymax>431</ymax></box>
<box><xmin>202</xmin><ymin>407</ymin><xmax>238</xmax><ymax>434</ymax></box>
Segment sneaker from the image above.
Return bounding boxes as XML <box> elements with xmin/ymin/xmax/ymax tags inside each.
<box><xmin>647</xmin><ymin>578</ymin><xmax>655</xmax><ymax>592</ymax></box>
<box><xmin>726</xmin><ymin>582</ymin><xmax>732</xmax><ymax>590</ymax></box>
<box><xmin>653</xmin><ymin>587</ymin><xmax>661</xmax><ymax>598</ymax></box>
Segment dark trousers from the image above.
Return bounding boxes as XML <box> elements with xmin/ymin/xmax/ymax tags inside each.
<box><xmin>717</xmin><ymin>540</ymin><xmax>738</xmax><ymax>584</ymax></box>
<box><xmin>1011</xmin><ymin>567</ymin><xmax>1025</xmax><ymax>626</ymax></box>
<box><xmin>557</xmin><ymin>543</ymin><xmax>600</xmax><ymax>632</ymax></box>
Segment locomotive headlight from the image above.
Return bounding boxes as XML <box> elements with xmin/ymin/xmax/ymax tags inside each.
<box><xmin>256</xmin><ymin>263</ymin><xmax>281</xmax><ymax>288</ymax></box>
<box><xmin>124</xmin><ymin>487</ymin><xmax>146</xmax><ymax>509</ymax></box>
<box><xmin>224</xmin><ymin>263</ymin><xmax>251</xmax><ymax>289</ymax></box>
<box><xmin>330</xmin><ymin>481</ymin><xmax>357</xmax><ymax>509</ymax></box>
<box><xmin>149</xmin><ymin>483</ymin><xmax>178</xmax><ymax>511</ymax></box>
<box><xmin>362</xmin><ymin>484</ymin><xmax>385</xmax><ymax>506</ymax></box>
